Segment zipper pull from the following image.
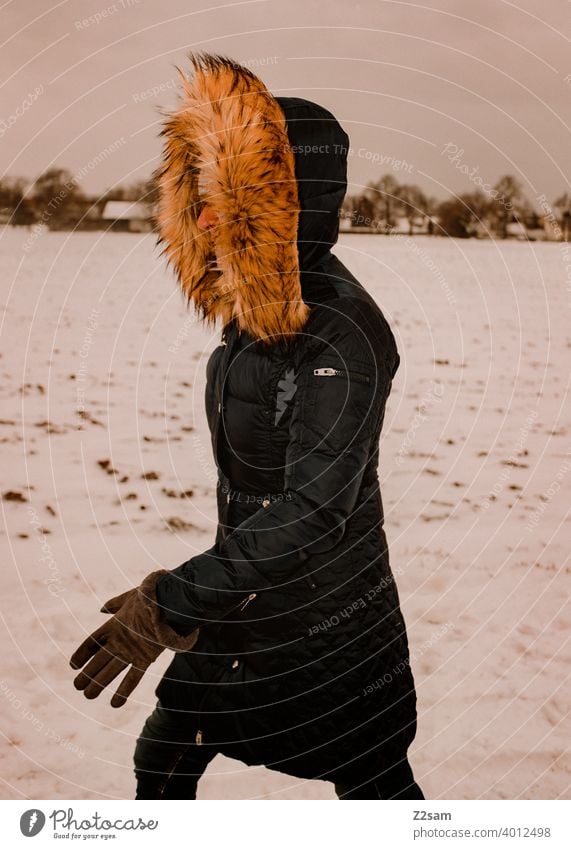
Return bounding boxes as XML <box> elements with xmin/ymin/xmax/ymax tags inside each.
<box><xmin>239</xmin><ymin>592</ymin><xmax>257</xmax><ymax>612</ymax></box>
<box><xmin>313</xmin><ymin>366</ymin><xmax>371</xmax><ymax>384</ymax></box>
<box><xmin>306</xmin><ymin>573</ymin><xmax>317</xmax><ymax>590</ymax></box>
<box><xmin>195</xmin><ymin>729</ymin><xmax>203</xmax><ymax>745</ymax></box>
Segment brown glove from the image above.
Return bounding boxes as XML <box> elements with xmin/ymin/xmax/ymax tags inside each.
<box><xmin>69</xmin><ymin>570</ymin><xmax>199</xmax><ymax>708</ymax></box>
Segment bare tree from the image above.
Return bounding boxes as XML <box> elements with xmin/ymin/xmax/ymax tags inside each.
<box><xmin>0</xmin><ymin>176</ymin><xmax>35</xmax><ymax>225</ymax></box>
<box><xmin>30</xmin><ymin>167</ymin><xmax>84</xmax><ymax>226</ymax></box>
<box><xmin>490</xmin><ymin>175</ymin><xmax>530</xmax><ymax>238</ymax></box>
<box><xmin>396</xmin><ymin>184</ymin><xmax>429</xmax><ymax>235</ymax></box>
<box><xmin>554</xmin><ymin>192</ymin><xmax>571</xmax><ymax>240</ymax></box>
<box><xmin>366</xmin><ymin>174</ymin><xmax>400</xmax><ymax>230</ymax></box>
<box><xmin>436</xmin><ymin>191</ymin><xmax>491</xmax><ymax>238</ymax></box>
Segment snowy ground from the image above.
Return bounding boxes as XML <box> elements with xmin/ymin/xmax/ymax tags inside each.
<box><xmin>0</xmin><ymin>228</ymin><xmax>569</xmax><ymax>800</ymax></box>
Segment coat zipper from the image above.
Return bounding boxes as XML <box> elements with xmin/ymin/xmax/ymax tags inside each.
<box><xmin>213</xmin><ymin>324</ymin><xmax>239</xmax><ymax>467</ymax></box>
<box><xmin>194</xmin><ymin>690</ymin><xmax>208</xmax><ymax>745</ymax></box>
<box><xmin>194</xmin><ymin>591</ymin><xmax>257</xmax><ymax>745</ymax></box>
<box><xmin>313</xmin><ymin>367</ymin><xmax>370</xmax><ymax>384</ymax></box>
<box><xmin>199</xmin><ymin>330</ymin><xmax>239</xmax><ymax>746</ymax></box>
<box><xmin>238</xmin><ymin>592</ymin><xmax>257</xmax><ymax>611</ymax></box>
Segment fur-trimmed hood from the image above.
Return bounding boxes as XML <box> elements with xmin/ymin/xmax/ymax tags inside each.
<box><xmin>153</xmin><ymin>52</ymin><xmax>349</xmax><ymax>346</ymax></box>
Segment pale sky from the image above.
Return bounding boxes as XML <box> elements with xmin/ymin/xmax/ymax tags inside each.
<box><xmin>1</xmin><ymin>0</ymin><xmax>570</xmax><ymax>209</ymax></box>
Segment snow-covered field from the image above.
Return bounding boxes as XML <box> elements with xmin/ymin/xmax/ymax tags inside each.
<box><xmin>1</xmin><ymin>228</ymin><xmax>569</xmax><ymax>800</ymax></box>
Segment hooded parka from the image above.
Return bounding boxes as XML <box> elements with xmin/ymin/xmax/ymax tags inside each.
<box><xmin>151</xmin><ymin>53</ymin><xmax>418</xmax><ymax>787</ymax></box>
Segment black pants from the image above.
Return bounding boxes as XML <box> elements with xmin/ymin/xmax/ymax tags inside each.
<box><xmin>334</xmin><ymin>758</ymin><xmax>425</xmax><ymax>799</ymax></box>
<box><xmin>134</xmin><ymin>701</ymin><xmax>424</xmax><ymax>800</ymax></box>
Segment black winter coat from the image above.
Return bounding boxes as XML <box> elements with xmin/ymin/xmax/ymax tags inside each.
<box><xmin>153</xmin><ymin>53</ymin><xmax>418</xmax><ymax>786</ymax></box>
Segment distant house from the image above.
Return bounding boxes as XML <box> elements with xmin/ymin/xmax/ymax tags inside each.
<box><xmin>387</xmin><ymin>216</ymin><xmax>406</xmax><ymax>234</ymax></box>
<box><xmin>505</xmin><ymin>220</ymin><xmax>528</xmax><ymax>240</ymax></box>
<box><xmin>391</xmin><ymin>215</ymin><xmax>430</xmax><ymax>236</ymax></box>
<box><xmin>471</xmin><ymin>221</ymin><xmax>490</xmax><ymax>239</ymax></box>
<box><xmin>338</xmin><ymin>214</ymin><xmax>353</xmax><ymax>233</ymax></box>
<box><xmin>526</xmin><ymin>225</ymin><xmax>549</xmax><ymax>242</ymax></box>
<box><xmin>539</xmin><ymin>214</ymin><xmax>564</xmax><ymax>241</ymax></box>
<box><xmin>338</xmin><ymin>211</ymin><xmax>381</xmax><ymax>234</ymax></box>
<box><xmin>101</xmin><ymin>201</ymin><xmax>153</xmax><ymax>233</ymax></box>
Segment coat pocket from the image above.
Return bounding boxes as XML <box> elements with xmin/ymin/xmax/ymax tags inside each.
<box><xmin>304</xmin><ymin>361</ymin><xmax>376</xmax><ymax>454</ymax></box>
<box><xmin>313</xmin><ymin>366</ymin><xmax>370</xmax><ymax>385</ymax></box>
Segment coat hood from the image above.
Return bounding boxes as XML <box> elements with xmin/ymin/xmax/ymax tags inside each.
<box><xmin>154</xmin><ymin>52</ymin><xmax>349</xmax><ymax>346</ymax></box>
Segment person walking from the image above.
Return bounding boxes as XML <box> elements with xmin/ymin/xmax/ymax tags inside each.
<box><xmin>69</xmin><ymin>52</ymin><xmax>424</xmax><ymax>801</ymax></box>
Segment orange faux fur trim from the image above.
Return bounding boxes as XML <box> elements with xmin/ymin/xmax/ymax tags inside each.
<box><xmin>154</xmin><ymin>52</ymin><xmax>311</xmax><ymax>345</ymax></box>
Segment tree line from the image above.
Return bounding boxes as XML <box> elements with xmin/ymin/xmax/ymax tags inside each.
<box><xmin>0</xmin><ymin>168</ymin><xmax>158</xmax><ymax>228</ymax></box>
<box><xmin>1</xmin><ymin>166</ymin><xmax>569</xmax><ymax>240</ymax></box>
<box><xmin>343</xmin><ymin>174</ymin><xmax>570</xmax><ymax>239</ymax></box>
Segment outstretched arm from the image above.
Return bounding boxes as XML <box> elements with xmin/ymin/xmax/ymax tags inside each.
<box><xmin>68</xmin><ymin>306</ymin><xmax>398</xmax><ymax>706</ymax></box>
<box><xmin>154</xmin><ymin>310</ymin><xmax>395</xmax><ymax>635</ymax></box>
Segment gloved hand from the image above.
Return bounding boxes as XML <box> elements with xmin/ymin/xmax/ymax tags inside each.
<box><xmin>69</xmin><ymin>570</ymin><xmax>199</xmax><ymax>708</ymax></box>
